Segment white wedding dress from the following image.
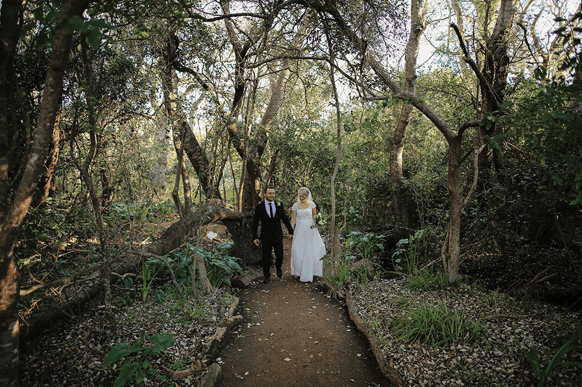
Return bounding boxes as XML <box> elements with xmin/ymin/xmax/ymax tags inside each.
<box><xmin>291</xmin><ymin>201</ymin><xmax>326</xmax><ymax>282</ymax></box>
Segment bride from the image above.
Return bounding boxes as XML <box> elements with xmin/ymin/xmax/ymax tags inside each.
<box><xmin>290</xmin><ymin>187</ymin><xmax>326</xmax><ymax>282</ymax></box>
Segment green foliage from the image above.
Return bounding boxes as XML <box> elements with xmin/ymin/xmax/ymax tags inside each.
<box><xmin>520</xmin><ymin>75</ymin><xmax>582</xmax><ymax>206</ymax></box>
<box><xmin>141</xmin><ymin>257</ymin><xmax>163</xmax><ymax>303</ymax></box>
<box><xmin>512</xmin><ymin>11</ymin><xmax>582</xmax><ymax>207</ymax></box>
<box><xmin>196</xmin><ymin>241</ymin><xmax>242</xmax><ymax>287</ymax></box>
<box><xmin>392</xmin><ymin>300</ymin><xmax>487</xmax><ymax>348</ymax></box>
<box><xmin>16</xmin><ymin>202</ymin><xmax>98</xmax><ymax>286</ymax></box>
<box><xmin>392</xmin><ymin>230</ymin><xmax>424</xmax><ymax>274</ymax></box>
<box><xmin>108</xmin><ymin>199</ymin><xmax>176</xmax><ymax>222</ymax></box>
<box><xmin>403</xmin><ymin>268</ymin><xmax>450</xmax><ymax>291</ymax></box>
<box><xmin>344</xmin><ymin>231</ymin><xmax>385</xmax><ymax>261</ymax></box>
<box><xmin>102</xmin><ymin>333</ymin><xmax>174</xmax><ymax>387</ymax></box>
<box><xmin>323</xmin><ymin>255</ymin><xmax>355</xmax><ymax>298</ymax></box>
<box><xmin>161</xmin><ymin>248</ymin><xmax>195</xmax><ymax>288</ymax></box>
<box><xmin>528</xmin><ymin>325</ymin><xmax>582</xmax><ymax>387</ymax></box>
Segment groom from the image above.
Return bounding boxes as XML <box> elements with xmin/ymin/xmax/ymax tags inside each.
<box><xmin>252</xmin><ymin>186</ymin><xmax>294</xmax><ymax>284</ymax></box>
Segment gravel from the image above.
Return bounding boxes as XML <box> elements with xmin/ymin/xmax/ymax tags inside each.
<box><xmin>20</xmin><ymin>288</ymin><xmax>238</xmax><ymax>387</ymax></box>
<box><xmin>19</xmin><ymin>264</ymin><xmax>582</xmax><ymax>386</ymax></box>
<box><xmin>350</xmin><ymin>277</ymin><xmax>582</xmax><ymax>386</ymax></box>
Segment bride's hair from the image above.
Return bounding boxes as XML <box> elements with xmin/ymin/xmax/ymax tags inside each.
<box><xmin>297</xmin><ymin>187</ymin><xmax>313</xmax><ymax>202</ymax></box>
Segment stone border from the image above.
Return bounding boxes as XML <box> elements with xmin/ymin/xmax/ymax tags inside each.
<box><xmin>171</xmin><ymin>295</ymin><xmax>243</xmax><ymax>384</ymax></box>
<box><xmin>345</xmin><ymin>283</ymin><xmax>405</xmax><ymax>386</ymax></box>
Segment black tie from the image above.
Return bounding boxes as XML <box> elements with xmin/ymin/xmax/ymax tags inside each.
<box><xmin>269</xmin><ymin>202</ymin><xmax>274</xmax><ymax>218</ymax></box>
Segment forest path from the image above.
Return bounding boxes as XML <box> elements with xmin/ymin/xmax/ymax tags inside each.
<box><xmin>217</xmin><ymin>239</ymin><xmax>388</xmax><ymax>387</ymax></box>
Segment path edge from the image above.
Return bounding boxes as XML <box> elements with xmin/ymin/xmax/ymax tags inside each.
<box><xmin>171</xmin><ymin>295</ymin><xmax>243</xmax><ymax>385</ymax></box>
<box><xmin>345</xmin><ymin>282</ymin><xmax>405</xmax><ymax>387</ymax></box>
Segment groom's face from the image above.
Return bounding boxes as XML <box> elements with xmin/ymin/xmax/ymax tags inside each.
<box><xmin>265</xmin><ymin>188</ymin><xmax>276</xmax><ymax>202</ymax></box>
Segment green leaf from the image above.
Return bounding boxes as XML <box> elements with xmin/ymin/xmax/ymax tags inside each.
<box><xmin>85</xmin><ymin>30</ymin><xmax>101</xmax><ymax>49</ymax></box>
<box><xmin>103</xmin><ymin>343</ymin><xmax>133</xmax><ymax>368</ymax></box>
<box><xmin>149</xmin><ymin>333</ymin><xmax>174</xmax><ymax>355</ymax></box>
<box><xmin>135</xmin><ymin>368</ymin><xmax>147</xmax><ymax>384</ymax></box>
<box><xmin>115</xmin><ymin>361</ymin><xmax>139</xmax><ymax>387</ymax></box>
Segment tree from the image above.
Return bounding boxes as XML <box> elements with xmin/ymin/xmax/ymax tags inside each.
<box><xmin>0</xmin><ymin>1</ymin><xmax>92</xmax><ymax>384</ymax></box>
<box><xmin>390</xmin><ymin>0</ymin><xmax>429</xmax><ymax>231</ymax></box>
<box><xmin>295</xmin><ymin>0</ymin><xmax>483</xmax><ymax>285</ymax></box>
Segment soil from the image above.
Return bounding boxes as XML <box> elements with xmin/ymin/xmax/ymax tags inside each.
<box><xmin>217</xmin><ymin>239</ymin><xmax>387</xmax><ymax>387</ymax></box>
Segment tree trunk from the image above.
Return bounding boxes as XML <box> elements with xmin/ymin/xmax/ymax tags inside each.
<box><xmin>444</xmin><ymin>136</ymin><xmax>463</xmax><ymax>283</ymax></box>
<box><xmin>223</xmin><ymin>216</ymin><xmax>262</xmax><ymax>268</ymax></box>
<box><xmin>154</xmin><ymin>117</ymin><xmax>170</xmax><ymax>193</ymax></box>
<box><xmin>161</xmin><ymin>33</ymin><xmax>220</xmax><ymax>200</ymax></box>
<box><xmin>77</xmin><ymin>36</ymin><xmax>114</xmax><ymax>329</ymax></box>
<box><xmin>0</xmin><ymin>0</ymin><xmax>24</xmax><ymax>225</ymax></box>
<box><xmin>0</xmin><ymin>1</ymin><xmax>91</xmax><ymax>385</ymax></box>
<box><xmin>0</xmin><ymin>259</ymin><xmax>19</xmax><ymax>387</ymax></box>
<box><xmin>390</xmin><ymin>0</ymin><xmax>428</xmax><ymax>231</ymax></box>
<box><xmin>33</xmin><ymin>107</ymin><xmax>61</xmax><ymax>208</ymax></box>
<box><xmin>322</xmin><ymin>13</ymin><xmax>343</xmax><ymax>276</ymax></box>
<box><xmin>476</xmin><ymin>0</ymin><xmax>516</xmax><ymax>172</ymax></box>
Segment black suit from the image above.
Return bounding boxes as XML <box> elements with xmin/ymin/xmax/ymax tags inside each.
<box><xmin>252</xmin><ymin>201</ymin><xmax>294</xmax><ymax>279</ymax></box>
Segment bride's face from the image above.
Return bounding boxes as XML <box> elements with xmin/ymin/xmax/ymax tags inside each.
<box><xmin>298</xmin><ymin>191</ymin><xmax>308</xmax><ymax>202</ymax></box>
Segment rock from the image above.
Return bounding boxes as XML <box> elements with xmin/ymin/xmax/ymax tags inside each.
<box><xmin>199</xmin><ymin>363</ymin><xmax>221</xmax><ymax>387</ymax></box>
<box><xmin>231</xmin><ymin>268</ymin><xmax>263</xmax><ymax>288</ymax></box>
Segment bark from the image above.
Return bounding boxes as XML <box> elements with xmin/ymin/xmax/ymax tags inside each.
<box><xmin>154</xmin><ymin>118</ymin><xmax>170</xmax><ymax>192</ymax></box>
<box><xmin>79</xmin><ymin>36</ymin><xmax>115</xmax><ymax>328</ymax></box>
<box><xmin>178</xmin><ymin>119</ymin><xmax>222</xmax><ymax>200</ymax></box>
<box><xmin>256</xmin><ymin>11</ymin><xmax>313</xmax><ymax>158</ymax></box>
<box><xmin>0</xmin><ymin>0</ymin><xmax>23</xmax><ymax>225</ymax></box>
<box><xmin>172</xmin><ymin>129</ymin><xmax>194</xmax><ymax>218</ymax></box>
<box><xmin>476</xmin><ymin>0</ymin><xmax>516</xmax><ymax>172</ymax></box>
<box><xmin>100</xmin><ymin>166</ymin><xmax>112</xmax><ymax>210</ymax></box>
<box><xmin>33</xmin><ymin>108</ymin><xmax>61</xmax><ymax>208</ymax></box>
<box><xmin>390</xmin><ymin>0</ymin><xmax>428</xmax><ymax>230</ymax></box>
<box><xmin>0</xmin><ymin>1</ymin><xmax>91</xmax><ymax>384</ymax></box>
<box><xmin>0</xmin><ymin>259</ymin><xmax>19</xmax><ymax>387</ymax></box>
<box><xmin>444</xmin><ymin>136</ymin><xmax>463</xmax><ymax>283</ymax></box>
<box><xmin>451</xmin><ymin>0</ymin><xmax>472</xmax><ymax>81</ymax></box>
<box><xmin>161</xmin><ymin>33</ymin><xmax>220</xmax><ymax>200</ymax></box>
<box><xmin>325</xmin><ymin>15</ymin><xmax>343</xmax><ymax>277</ymax></box>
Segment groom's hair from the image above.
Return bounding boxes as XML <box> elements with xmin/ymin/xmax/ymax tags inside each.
<box><xmin>265</xmin><ymin>185</ymin><xmax>275</xmax><ymax>191</ymax></box>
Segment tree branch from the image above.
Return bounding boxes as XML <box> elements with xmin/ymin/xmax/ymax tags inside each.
<box><xmin>450</xmin><ymin>22</ymin><xmax>501</xmax><ymax>109</ymax></box>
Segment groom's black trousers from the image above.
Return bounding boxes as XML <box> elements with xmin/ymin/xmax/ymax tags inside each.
<box><xmin>261</xmin><ymin>236</ymin><xmax>284</xmax><ymax>278</ymax></box>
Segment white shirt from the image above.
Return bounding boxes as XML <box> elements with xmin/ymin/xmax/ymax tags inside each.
<box><xmin>265</xmin><ymin>201</ymin><xmax>276</xmax><ymax>218</ymax></box>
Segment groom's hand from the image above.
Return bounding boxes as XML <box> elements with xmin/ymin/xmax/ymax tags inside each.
<box><xmin>253</xmin><ymin>239</ymin><xmax>260</xmax><ymax>246</ymax></box>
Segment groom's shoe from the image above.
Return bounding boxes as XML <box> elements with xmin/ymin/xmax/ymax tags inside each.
<box><xmin>277</xmin><ymin>269</ymin><xmax>283</xmax><ymax>279</ymax></box>
<box><xmin>263</xmin><ymin>277</ymin><xmax>271</xmax><ymax>284</ymax></box>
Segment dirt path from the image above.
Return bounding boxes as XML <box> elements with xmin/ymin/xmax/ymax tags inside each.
<box><xmin>217</xmin><ymin>239</ymin><xmax>387</xmax><ymax>387</ymax></box>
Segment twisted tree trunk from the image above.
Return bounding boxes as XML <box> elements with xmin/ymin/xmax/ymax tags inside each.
<box><xmin>0</xmin><ymin>1</ymin><xmax>91</xmax><ymax>385</ymax></box>
<box><xmin>390</xmin><ymin>0</ymin><xmax>428</xmax><ymax>231</ymax></box>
